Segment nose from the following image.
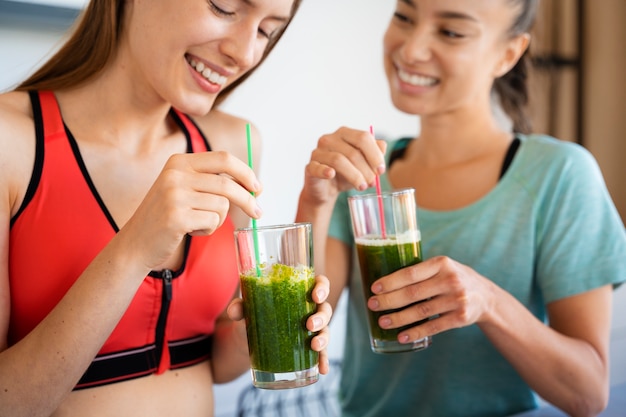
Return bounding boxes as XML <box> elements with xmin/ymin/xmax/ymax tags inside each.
<box><xmin>401</xmin><ymin>26</ymin><xmax>433</xmax><ymax>63</ymax></box>
<box><xmin>220</xmin><ymin>20</ymin><xmax>258</xmax><ymax>70</ymax></box>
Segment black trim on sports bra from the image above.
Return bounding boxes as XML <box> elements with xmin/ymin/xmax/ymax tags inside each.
<box><xmin>388</xmin><ymin>136</ymin><xmax>522</xmax><ymax>180</ymax></box>
<box><xmin>75</xmin><ymin>334</ymin><xmax>213</xmax><ymax>390</ymax></box>
<box><xmin>10</xmin><ymin>90</ymin><xmax>45</xmax><ymax>228</ymax></box>
<box><xmin>499</xmin><ymin>137</ymin><xmax>521</xmax><ymax>179</ymax></box>
<box><xmin>169</xmin><ymin>109</ymin><xmax>213</xmax><ymax>153</ymax></box>
<box><xmin>61</xmin><ymin>111</ymin><xmax>196</xmax><ymax>278</ymax></box>
<box><xmin>63</xmin><ymin>111</ymin><xmax>201</xmax><ymax>234</ymax></box>
<box><xmin>388</xmin><ymin>137</ymin><xmax>412</xmax><ymax>168</ymax></box>
<box><xmin>64</xmin><ymin>126</ymin><xmax>121</xmax><ymax>232</ymax></box>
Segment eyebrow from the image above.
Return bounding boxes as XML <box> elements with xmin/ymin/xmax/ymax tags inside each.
<box><xmin>437</xmin><ymin>11</ymin><xmax>479</xmax><ymax>23</ymax></box>
<box><xmin>399</xmin><ymin>0</ymin><xmax>480</xmax><ymax>23</ymax></box>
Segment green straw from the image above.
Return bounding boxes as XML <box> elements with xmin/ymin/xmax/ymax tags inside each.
<box><xmin>246</xmin><ymin>123</ymin><xmax>262</xmax><ymax>277</ymax></box>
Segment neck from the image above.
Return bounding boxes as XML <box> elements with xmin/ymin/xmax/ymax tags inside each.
<box><xmin>409</xmin><ymin>108</ymin><xmax>513</xmax><ymax>167</ymax></box>
<box><xmin>54</xmin><ymin>67</ymin><xmax>175</xmax><ymax>153</ymax></box>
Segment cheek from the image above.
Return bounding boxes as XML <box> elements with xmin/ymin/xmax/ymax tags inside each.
<box><xmin>382</xmin><ymin>26</ymin><xmax>401</xmax><ymax>59</ymax></box>
<box><xmin>441</xmin><ymin>49</ymin><xmax>495</xmax><ymax>94</ymax></box>
<box><xmin>383</xmin><ymin>32</ymin><xmax>400</xmax><ymax>79</ymax></box>
<box><xmin>443</xmin><ymin>48</ymin><xmax>475</xmax><ymax>74</ymax></box>
<box><xmin>253</xmin><ymin>46</ymin><xmax>267</xmax><ymax>67</ymax></box>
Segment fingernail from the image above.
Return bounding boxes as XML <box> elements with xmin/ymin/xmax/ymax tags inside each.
<box><xmin>399</xmin><ymin>334</ymin><xmax>410</xmax><ymax>343</ymax></box>
<box><xmin>380</xmin><ymin>317</ymin><xmax>391</xmax><ymax>328</ymax></box>
<box><xmin>358</xmin><ymin>183</ymin><xmax>368</xmax><ymax>191</ymax></box>
<box><xmin>368</xmin><ymin>298</ymin><xmax>379</xmax><ymax>309</ymax></box>
<box><xmin>312</xmin><ymin>317</ymin><xmax>323</xmax><ymax>330</ymax></box>
<box><xmin>316</xmin><ymin>289</ymin><xmax>327</xmax><ymax>301</ymax></box>
<box><xmin>254</xmin><ymin>204</ymin><xmax>263</xmax><ymax>218</ymax></box>
<box><xmin>253</xmin><ymin>180</ymin><xmax>262</xmax><ymax>192</ymax></box>
<box><xmin>316</xmin><ymin>337</ymin><xmax>327</xmax><ymax>348</ymax></box>
<box><xmin>371</xmin><ymin>283</ymin><xmax>382</xmax><ymax>294</ymax></box>
<box><xmin>377</xmin><ymin>164</ymin><xmax>386</xmax><ymax>175</ymax></box>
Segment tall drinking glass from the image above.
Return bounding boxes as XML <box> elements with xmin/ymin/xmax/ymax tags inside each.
<box><xmin>348</xmin><ymin>188</ymin><xmax>432</xmax><ymax>354</ymax></box>
<box><xmin>234</xmin><ymin>222</ymin><xmax>319</xmax><ymax>389</ymax></box>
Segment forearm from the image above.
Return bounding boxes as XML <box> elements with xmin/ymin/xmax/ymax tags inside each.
<box><xmin>294</xmin><ymin>192</ymin><xmax>349</xmax><ymax>311</ymax></box>
<box><xmin>479</xmin><ymin>284</ymin><xmax>609</xmax><ymax>417</ymax></box>
<box><xmin>210</xmin><ymin>318</ymin><xmax>250</xmax><ymax>383</ymax></box>
<box><xmin>294</xmin><ymin>191</ymin><xmax>336</xmax><ymax>279</ymax></box>
<box><xmin>0</xmin><ymin>232</ymin><xmax>150</xmax><ymax>417</ymax></box>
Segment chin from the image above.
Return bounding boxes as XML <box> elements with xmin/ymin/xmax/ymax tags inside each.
<box><xmin>389</xmin><ymin>93</ymin><xmax>426</xmax><ymax>117</ymax></box>
<box><xmin>177</xmin><ymin>96</ymin><xmax>218</xmax><ymax>117</ymax></box>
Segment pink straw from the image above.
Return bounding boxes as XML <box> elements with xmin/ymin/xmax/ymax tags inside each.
<box><xmin>370</xmin><ymin>125</ymin><xmax>387</xmax><ymax>239</ymax></box>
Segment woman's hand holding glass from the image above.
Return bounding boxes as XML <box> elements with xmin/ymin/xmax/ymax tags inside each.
<box><xmin>226</xmin><ymin>274</ymin><xmax>333</xmax><ymax>375</ymax></box>
<box><xmin>367</xmin><ymin>256</ymin><xmax>497</xmax><ymax>343</ymax></box>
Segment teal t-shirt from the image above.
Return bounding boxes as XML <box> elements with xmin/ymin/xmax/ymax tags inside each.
<box><xmin>329</xmin><ymin>134</ymin><xmax>626</xmax><ymax>417</ymax></box>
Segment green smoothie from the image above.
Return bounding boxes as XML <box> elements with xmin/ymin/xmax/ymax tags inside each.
<box><xmin>356</xmin><ymin>235</ymin><xmax>424</xmax><ymax>342</ymax></box>
<box><xmin>240</xmin><ymin>263</ymin><xmax>318</xmax><ymax>373</ymax></box>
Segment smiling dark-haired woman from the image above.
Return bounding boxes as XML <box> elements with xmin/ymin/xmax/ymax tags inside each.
<box><xmin>295</xmin><ymin>0</ymin><xmax>626</xmax><ymax>416</ymax></box>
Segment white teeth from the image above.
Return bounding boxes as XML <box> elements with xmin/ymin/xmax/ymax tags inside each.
<box><xmin>188</xmin><ymin>57</ymin><xmax>227</xmax><ymax>86</ymax></box>
<box><xmin>208</xmin><ymin>72</ymin><xmax>221</xmax><ymax>84</ymax></box>
<box><xmin>398</xmin><ymin>69</ymin><xmax>438</xmax><ymax>87</ymax></box>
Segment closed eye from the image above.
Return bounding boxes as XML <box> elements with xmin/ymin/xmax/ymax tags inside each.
<box><xmin>393</xmin><ymin>11</ymin><xmax>412</xmax><ymax>24</ymax></box>
<box><xmin>258</xmin><ymin>28</ymin><xmax>270</xmax><ymax>39</ymax></box>
<box><xmin>209</xmin><ymin>0</ymin><xmax>234</xmax><ymax>17</ymax></box>
<box><xmin>441</xmin><ymin>29</ymin><xmax>464</xmax><ymax>39</ymax></box>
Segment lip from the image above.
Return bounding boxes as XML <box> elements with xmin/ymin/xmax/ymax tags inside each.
<box><xmin>393</xmin><ymin>64</ymin><xmax>439</xmax><ymax>93</ymax></box>
<box><xmin>185</xmin><ymin>53</ymin><xmax>232</xmax><ymax>94</ymax></box>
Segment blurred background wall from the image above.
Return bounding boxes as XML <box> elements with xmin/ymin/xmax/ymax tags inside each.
<box><xmin>1</xmin><ymin>1</ymin><xmax>624</xmax><ymax>416</ymax></box>
<box><xmin>529</xmin><ymin>0</ymin><xmax>626</xmax><ymax>223</ymax></box>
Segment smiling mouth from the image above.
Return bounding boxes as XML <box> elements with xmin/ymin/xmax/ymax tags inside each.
<box><xmin>398</xmin><ymin>69</ymin><xmax>439</xmax><ymax>87</ymax></box>
<box><xmin>186</xmin><ymin>56</ymin><xmax>228</xmax><ymax>86</ymax></box>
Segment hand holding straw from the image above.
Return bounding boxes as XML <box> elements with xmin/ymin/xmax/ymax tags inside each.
<box><xmin>246</xmin><ymin>124</ymin><xmax>262</xmax><ymax>276</ymax></box>
<box><xmin>370</xmin><ymin>125</ymin><xmax>387</xmax><ymax>239</ymax></box>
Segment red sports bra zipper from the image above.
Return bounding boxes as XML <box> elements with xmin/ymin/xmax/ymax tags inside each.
<box><xmin>155</xmin><ymin>269</ymin><xmax>173</xmax><ymax>366</ymax></box>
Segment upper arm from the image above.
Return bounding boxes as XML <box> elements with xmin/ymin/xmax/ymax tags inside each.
<box><xmin>547</xmin><ymin>285</ymin><xmax>613</xmax><ymax>366</ymax></box>
<box><xmin>0</xmin><ymin>91</ymin><xmax>37</xmax><ymax>352</ymax></box>
<box><xmin>0</xmin><ymin>221</ymin><xmax>10</xmax><ymax>352</ymax></box>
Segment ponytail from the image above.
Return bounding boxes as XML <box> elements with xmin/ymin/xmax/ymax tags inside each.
<box><xmin>493</xmin><ymin>0</ymin><xmax>538</xmax><ymax>134</ymax></box>
<box><xmin>493</xmin><ymin>49</ymin><xmax>532</xmax><ymax>134</ymax></box>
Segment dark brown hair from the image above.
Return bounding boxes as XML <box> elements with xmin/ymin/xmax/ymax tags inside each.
<box><xmin>493</xmin><ymin>0</ymin><xmax>538</xmax><ymax>134</ymax></box>
<box><xmin>16</xmin><ymin>0</ymin><xmax>303</xmax><ymax>107</ymax></box>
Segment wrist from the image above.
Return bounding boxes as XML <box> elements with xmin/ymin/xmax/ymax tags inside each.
<box><xmin>477</xmin><ymin>277</ymin><xmax>502</xmax><ymax>325</ymax></box>
<box><xmin>296</xmin><ymin>190</ymin><xmax>337</xmax><ymax>222</ymax></box>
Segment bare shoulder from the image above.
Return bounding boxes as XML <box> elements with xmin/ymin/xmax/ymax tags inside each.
<box><xmin>0</xmin><ymin>91</ymin><xmax>35</xmax><ymax>143</ymax></box>
<box><xmin>0</xmin><ymin>90</ymin><xmax>38</xmax><ymax>217</ymax></box>
<box><xmin>0</xmin><ymin>90</ymin><xmax>33</xmax><ymax>122</ymax></box>
<box><xmin>192</xmin><ymin>109</ymin><xmax>262</xmax><ymax>162</ymax></box>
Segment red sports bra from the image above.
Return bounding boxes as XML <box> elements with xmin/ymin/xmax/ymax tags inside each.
<box><xmin>8</xmin><ymin>91</ymin><xmax>240</xmax><ymax>389</ymax></box>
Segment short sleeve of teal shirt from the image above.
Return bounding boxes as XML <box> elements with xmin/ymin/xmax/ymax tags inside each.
<box><xmin>529</xmin><ymin>139</ymin><xmax>625</xmax><ymax>299</ymax></box>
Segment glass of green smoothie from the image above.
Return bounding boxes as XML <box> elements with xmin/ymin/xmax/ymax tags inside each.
<box><xmin>348</xmin><ymin>188</ymin><xmax>432</xmax><ymax>354</ymax></box>
<box><xmin>234</xmin><ymin>222</ymin><xmax>319</xmax><ymax>389</ymax></box>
